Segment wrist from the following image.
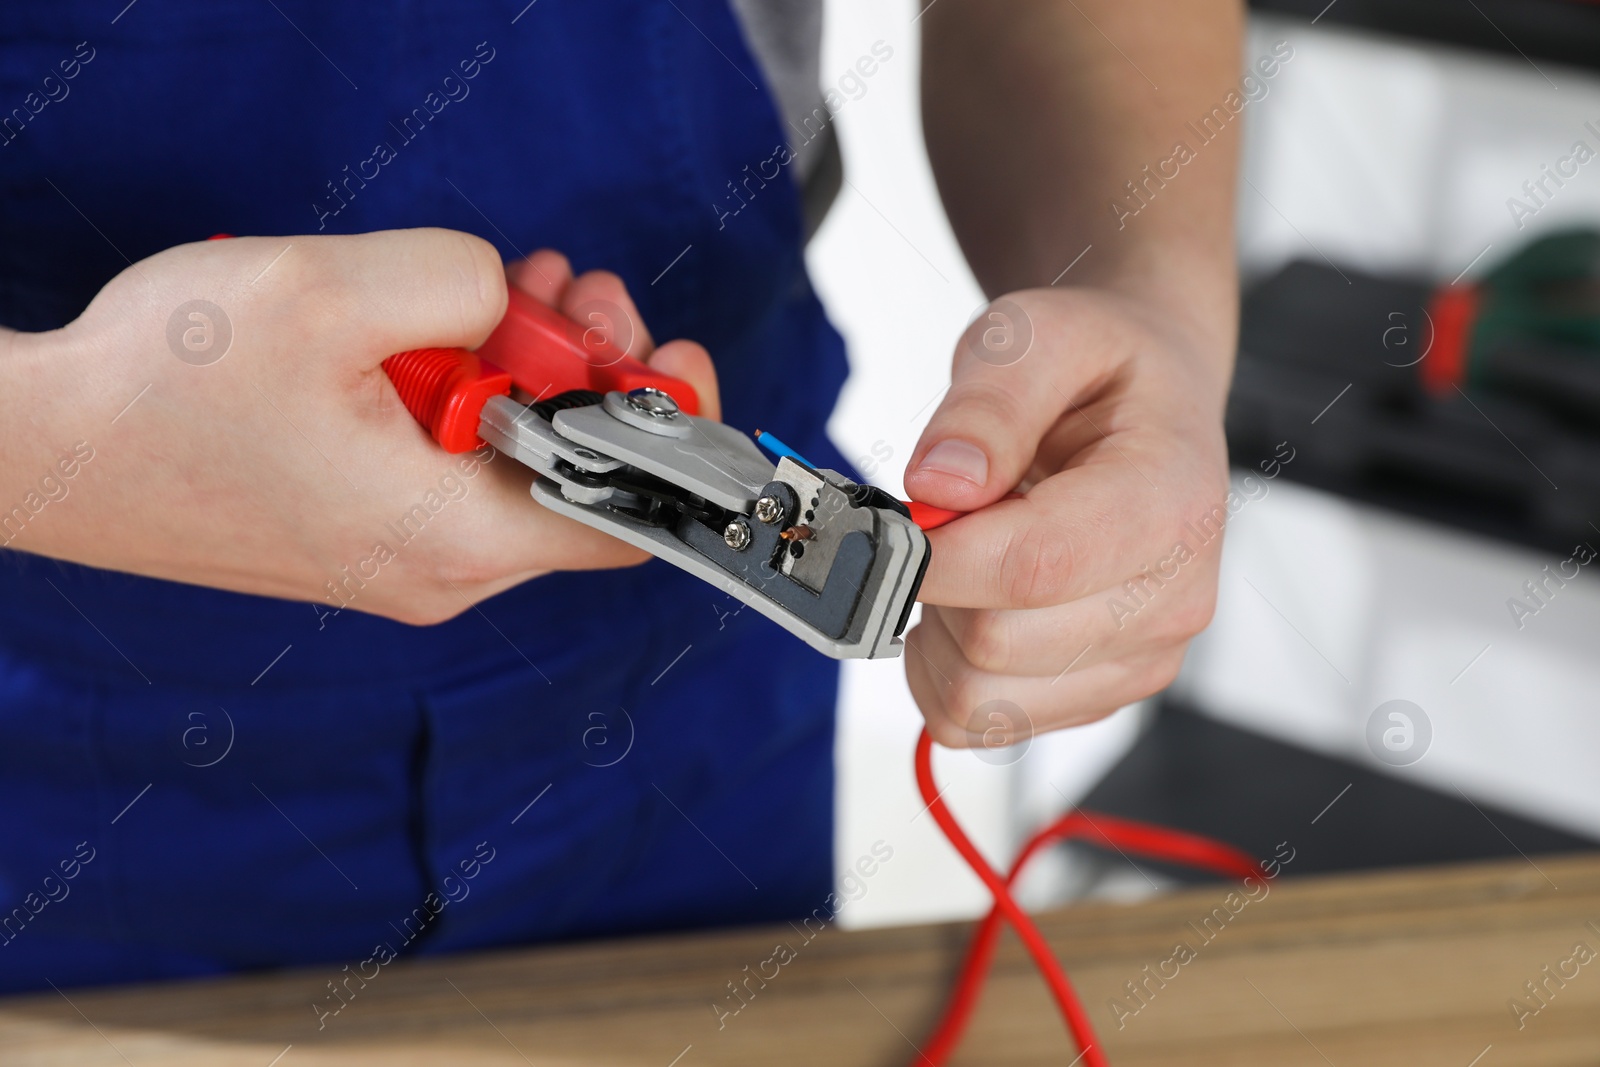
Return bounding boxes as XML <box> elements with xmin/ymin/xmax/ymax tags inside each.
<box><xmin>1081</xmin><ymin>238</ymin><xmax>1237</xmax><ymax>363</ymax></box>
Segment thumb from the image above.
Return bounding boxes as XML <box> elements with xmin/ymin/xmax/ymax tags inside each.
<box><xmin>318</xmin><ymin>228</ymin><xmax>509</xmax><ymax>361</ymax></box>
<box><xmin>646</xmin><ymin>339</ymin><xmax>721</xmax><ymax>423</ymax></box>
<box><xmin>904</xmin><ymin>296</ymin><xmax>1067</xmax><ymax>511</ymax></box>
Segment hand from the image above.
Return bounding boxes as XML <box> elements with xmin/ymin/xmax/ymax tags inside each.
<box><xmin>0</xmin><ymin>231</ymin><xmax>720</xmax><ymax>624</ymax></box>
<box><xmin>902</xmin><ymin>286</ymin><xmax>1233</xmax><ymax>748</ymax></box>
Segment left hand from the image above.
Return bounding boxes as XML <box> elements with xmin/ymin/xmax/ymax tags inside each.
<box><xmin>902</xmin><ymin>285</ymin><xmax>1234</xmax><ymax>748</ymax></box>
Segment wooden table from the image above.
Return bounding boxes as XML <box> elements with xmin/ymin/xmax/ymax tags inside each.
<box><xmin>5</xmin><ymin>854</ymin><xmax>1599</xmax><ymax>1066</ymax></box>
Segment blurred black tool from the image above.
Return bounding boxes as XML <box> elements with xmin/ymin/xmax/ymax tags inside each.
<box><xmin>1228</xmin><ymin>230</ymin><xmax>1600</xmax><ymax>555</ymax></box>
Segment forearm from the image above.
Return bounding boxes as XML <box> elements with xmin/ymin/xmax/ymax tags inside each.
<box><xmin>922</xmin><ymin>0</ymin><xmax>1244</xmax><ymax>363</ymax></box>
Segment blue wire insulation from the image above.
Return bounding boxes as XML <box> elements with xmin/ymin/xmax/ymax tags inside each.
<box><xmin>753</xmin><ymin>429</ymin><xmax>818</xmax><ymax>470</ymax></box>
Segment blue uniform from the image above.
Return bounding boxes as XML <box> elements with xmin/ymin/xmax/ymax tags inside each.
<box><xmin>0</xmin><ymin>0</ymin><xmax>847</xmax><ymax>992</ymax></box>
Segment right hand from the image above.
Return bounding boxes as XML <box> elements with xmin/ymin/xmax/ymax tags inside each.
<box><xmin>0</xmin><ymin>229</ymin><xmax>721</xmax><ymax>624</ymax></box>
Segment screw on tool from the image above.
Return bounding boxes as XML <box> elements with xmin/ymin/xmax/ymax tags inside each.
<box><xmin>722</xmin><ymin>520</ymin><xmax>752</xmax><ymax>551</ymax></box>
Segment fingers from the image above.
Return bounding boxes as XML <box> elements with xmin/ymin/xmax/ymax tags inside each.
<box><xmin>645</xmin><ymin>339</ymin><xmax>721</xmax><ymax>422</ymax></box>
<box><xmin>896</xmin><ymin>288</ymin><xmax>1234</xmax><ymax>751</ymax></box>
<box><xmin>904</xmin><ymin>605</ymin><xmax>1185</xmax><ymax>748</ymax></box>
<box><xmin>400</xmin><ymin>453</ymin><xmax>652</xmax><ymax>609</ymax></box>
<box><xmin>510</xmin><ymin>252</ymin><xmax>655</xmax><ymax>360</ymax></box>
<box><xmin>903</xmin><ymin>292</ymin><xmax>1117</xmax><ymax>512</ymax></box>
<box><xmin>917</xmin><ymin>441</ymin><xmax>1188</xmax><ymax>609</ymax></box>
<box><xmin>370</xmin><ymin>539</ymin><xmax>649</xmax><ymax>627</ymax></box>
<box><xmin>309</xmin><ymin>228</ymin><xmax>509</xmax><ymax>361</ymax></box>
<box><xmin>936</xmin><ymin>559</ymin><xmax>1218</xmax><ymax>678</ymax></box>
<box><xmin>385</xmin><ymin>247</ymin><xmax>718</xmax><ymax>593</ymax></box>
<box><xmin>435</xmin><ymin>250</ymin><xmax>719</xmax><ymax>578</ymax></box>
<box><xmin>558</xmin><ymin>268</ymin><xmax>655</xmax><ymax>360</ymax></box>
<box><xmin>506</xmin><ymin>249</ymin><xmax>574</xmax><ymax>307</ymax></box>
<box><xmin>517</xmin><ymin>249</ymin><xmax>720</xmax><ymax>422</ymax></box>
<box><xmin>507</xmin><ymin>251</ymin><xmax>658</xmax><ymax>365</ymax></box>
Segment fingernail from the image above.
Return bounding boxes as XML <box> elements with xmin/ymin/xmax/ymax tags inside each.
<box><xmin>915</xmin><ymin>440</ymin><xmax>988</xmax><ymax>487</ymax></box>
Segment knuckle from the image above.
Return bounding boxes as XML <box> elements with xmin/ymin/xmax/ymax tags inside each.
<box><xmin>447</xmin><ymin>230</ymin><xmax>508</xmax><ymax>334</ymax></box>
<box><xmin>389</xmin><ymin>594</ymin><xmax>463</xmax><ymax>628</ymax></box>
<box><xmin>527</xmin><ymin>248</ymin><xmax>572</xmax><ymax>280</ymax></box>
<box><xmin>1128</xmin><ymin>584</ymin><xmax>1210</xmax><ymax>645</ymax></box>
<box><xmin>1163</xmin><ymin>587</ymin><xmax>1218</xmax><ymax>641</ymax></box>
<box><xmin>1143</xmin><ymin>651</ymin><xmax>1186</xmax><ymax>695</ymax></box>
<box><xmin>956</xmin><ymin>608</ymin><xmax>1013</xmax><ymax>673</ymax></box>
<box><xmin>578</xmin><ymin>268</ymin><xmax>625</xmax><ymax>293</ymax></box>
<box><xmin>235</xmin><ymin>236</ymin><xmax>305</xmax><ymax>297</ymax></box>
<box><xmin>283</xmin><ymin>238</ymin><xmax>376</xmax><ymax>341</ymax></box>
<box><xmin>946</xmin><ymin>671</ymin><xmax>993</xmax><ymax>733</ymax></box>
<box><xmin>933</xmin><ymin>380</ymin><xmax>1024</xmax><ymax>437</ymax></box>
<box><xmin>998</xmin><ymin>522</ymin><xmax>1075</xmax><ymax>608</ymax></box>
<box><xmin>925</xmin><ymin>710</ymin><xmax>972</xmax><ymax>749</ymax></box>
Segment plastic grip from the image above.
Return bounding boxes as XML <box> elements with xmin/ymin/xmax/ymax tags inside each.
<box><xmin>476</xmin><ymin>287</ymin><xmax>700</xmax><ymax>416</ymax></box>
<box><xmin>907</xmin><ymin>501</ymin><xmax>967</xmax><ymax>531</ymax></box>
<box><xmin>387</xmin><ymin>288</ymin><xmax>700</xmax><ymax>451</ymax></box>
<box><xmin>907</xmin><ymin>493</ymin><xmax>1025</xmax><ymax>532</ymax></box>
<box><xmin>382</xmin><ymin>348</ymin><xmax>512</xmax><ymax>454</ymax></box>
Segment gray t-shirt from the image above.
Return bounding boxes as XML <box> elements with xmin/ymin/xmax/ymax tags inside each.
<box><xmin>727</xmin><ymin>0</ymin><xmax>826</xmax><ymax>178</ymax></box>
<box><xmin>727</xmin><ymin>0</ymin><xmax>840</xmax><ymax>236</ymax></box>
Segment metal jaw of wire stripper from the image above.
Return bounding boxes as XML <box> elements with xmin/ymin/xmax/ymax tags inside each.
<box><xmin>380</xmin><ymin>289</ymin><xmax>930</xmax><ymax>660</ymax></box>
<box><xmin>478</xmin><ymin>387</ymin><xmax>928</xmax><ymax>659</ymax></box>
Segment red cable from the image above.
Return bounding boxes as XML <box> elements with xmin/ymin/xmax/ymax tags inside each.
<box><xmin>911</xmin><ymin>728</ymin><xmax>1262</xmax><ymax>1066</ymax></box>
<box><xmin>913</xmin><ymin>730</ymin><xmax>1108</xmax><ymax>1066</ymax></box>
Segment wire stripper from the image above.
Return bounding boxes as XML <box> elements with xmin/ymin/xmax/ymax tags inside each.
<box><xmin>383</xmin><ymin>288</ymin><xmax>936</xmax><ymax>659</ymax></box>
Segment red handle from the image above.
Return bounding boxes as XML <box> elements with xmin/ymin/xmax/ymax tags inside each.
<box><xmin>382</xmin><ymin>348</ymin><xmax>513</xmax><ymax>453</ymax></box>
<box><xmin>907</xmin><ymin>493</ymin><xmax>1025</xmax><ymax>531</ymax></box>
<box><xmin>907</xmin><ymin>501</ymin><xmax>967</xmax><ymax>531</ymax></box>
<box><xmin>385</xmin><ymin>288</ymin><xmax>701</xmax><ymax>454</ymax></box>
<box><xmin>477</xmin><ymin>287</ymin><xmax>700</xmax><ymax>413</ymax></box>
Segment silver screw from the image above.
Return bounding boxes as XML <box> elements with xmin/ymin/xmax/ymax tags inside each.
<box><xmin>626</xmin><ymin>387</ymin><xmax>679</xmax><ymax>419</ymax></box>
<box><xmin>753</xmin><ymin>496</ymin><xmax>784</xmax><ymax>525</ymax></box>
<box><xmin>723</xmin><ymin>520</ymin><xmax>752</xmax><ymax>551</ymax></box>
